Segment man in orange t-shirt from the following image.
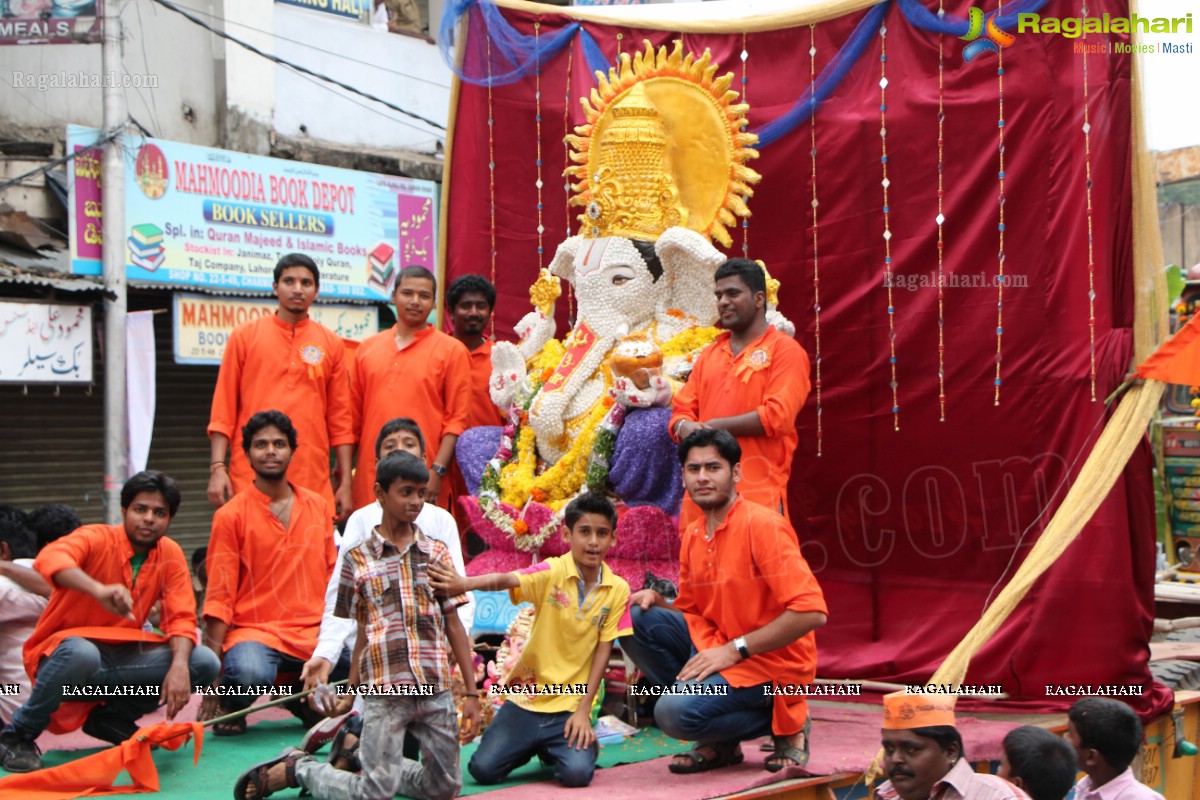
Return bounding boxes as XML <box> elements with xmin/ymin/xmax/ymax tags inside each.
<box><xmin>670</xmin><ymin>258</ymin><xmax>811</xmax><ymax>525</ymax></box>
<box><xmin>447</xmin><ymin>274</ymin><xmax>504</xmax><ymax>429</ymax></box>
<box><xmin>351</xmin><ymin>265</ymin><xmax>472</xmax><ymax>509</ymax></box>
<box><xmin>207</xmin><ymin>253</ymin><xmax>355</xmax><ymax>524</ymax></box>
<box><xmin>200</xmin><ymin>411</ymin><xmax>341</xmax><ymax>734</ymax></box>
<box><xmin>621</xmin><ymin>429</ymin><xmax>827</xmax><ymax>775</ymax></box>
<box><xmin>446</xmin><ymin>274</ymin><xmax>503</xmax><ymax>536</ymax></box>
<box><xmin>0</xmin><ymin>472</ymin><xmax>219</xmax><ymax>773</ymax></box>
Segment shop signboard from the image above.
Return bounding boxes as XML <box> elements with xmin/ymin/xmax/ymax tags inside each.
<box><xmin>0</xmin><ymin>301</ymin><xmax>93</xmax><ymax>383</ymax></box>
<box><xmin>67</xmin><ymin>125</ymin><xmax>438</xmax><ymax>302</ymax></box>
<box><xmin>173</xmin><ymin>293</ymin><xmax>378</xmax><ymax>365</ymax></box>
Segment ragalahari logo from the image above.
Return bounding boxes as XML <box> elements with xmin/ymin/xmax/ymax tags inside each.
<box><xmin>961</xmin><ymin>7</ymin><xmax>1017</xmax><ymax>62</ymax></box>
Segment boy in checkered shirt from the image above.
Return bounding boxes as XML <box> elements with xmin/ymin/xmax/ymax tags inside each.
<box><xmin>234</xmin><ymin>451</ymin><xmax>479</xmax><ymax>800</ymax></box>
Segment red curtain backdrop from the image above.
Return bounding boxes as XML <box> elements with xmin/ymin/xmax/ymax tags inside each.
<box><xmin>444</xmin><ymin>0</ymin><xmax>1172</xmax><ymax>718</ymax></box>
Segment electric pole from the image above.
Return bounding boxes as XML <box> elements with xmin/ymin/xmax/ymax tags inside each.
<box><xmin>102</xmin><ymin>0</ymin><xmax>127</xmax><ymax>523</ymax></box>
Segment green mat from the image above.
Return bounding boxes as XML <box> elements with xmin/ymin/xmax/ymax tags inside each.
<box><xmin>32</xmin><ymin>719</ymin><xmax>686</xmax><ymax>799</ymax></box>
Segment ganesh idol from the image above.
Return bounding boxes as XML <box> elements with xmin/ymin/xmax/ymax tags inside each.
<box><xmin>456</xmin><ymin>42</ymin><xmax>794</xmax><ymax>581</ymax></box>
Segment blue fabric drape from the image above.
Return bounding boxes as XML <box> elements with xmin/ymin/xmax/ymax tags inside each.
<box><xmin>440</xmin><ymin>0</ymin><xmax>1055</xmax><ymax>146</ymax></box>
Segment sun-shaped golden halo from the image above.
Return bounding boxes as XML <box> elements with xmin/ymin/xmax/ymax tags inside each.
<box><xmin>564</xmin><ymin>40</ymin><xmax>760</xmax><ymax>248</ymax></box>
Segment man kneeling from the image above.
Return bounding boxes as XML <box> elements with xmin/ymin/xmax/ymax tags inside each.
<box><xmin>0</xmin><ymin>471</ymin><xmax>220</xmax><ymax>773</ymax></box>
<box><xmin>621</xmin><ymin>429</ymin><xmax>827</xmax><ymax>773</ymax></box>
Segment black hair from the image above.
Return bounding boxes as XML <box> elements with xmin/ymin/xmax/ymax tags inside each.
<box><xmin>241</xmin><ymin>410</ymin><xmax>298</xmax><ymax>454</ymax></box>
<box><xmin>631</xmin><ymin>239</ymin><xmax>664</xmax><ymax>283</ymax></box>
<box><xmin>447</xmin><ymin>274</ymin><xmax>497</xmax><ymax>309</ymax></box>
<box><xmin>563</xmin><ymin>492</ymin><xmax>618</xmax><ymax>530</ymax></box>
<box><xmin>0</xmin><ymin>505</ymin><xmax>36</xmax><ymax>560</ymax></box>
<box><xmin>192</xmin><ymin>546</ymin><xmax>208</xmax><ymax>589</ymax></box>
<box><xmin>27</xmin><ymin>503</ymin><xmax>82</xmax><ymax>551</ymax></box>
<box><xmin>910</xmin><ymin>725</ymin><xmax>966</xmax><ymax>761</ymax></box>
<box><xmin>121</xmin><ymin>471</ymin><xmax>182</xmax><ymax>518</ymax></box>
<box><xmin>713</xmin><ymin>257</ymin><xmax>767</xmax><ymax>296</ymax></box>
<box><xmin>395</xmin><ymin>265</ymin><xmax>437</xmax><ymax>296</ymax></box>
<box><xmin>1068</xmin><ymin>697</ymin><xmax>1143</xmax><ymax>771</ymax></box>
<box><xmin>273</xmin><ymin>252</ymin><xmax>320</xmax><ymax>287</ymax></box>
<box><xmin>678</xmin><ymin>428</ymin><xmax>742</xmax><ymax>467</ymax></box>
<box><xmin>375</xmin><ymin>417</ymin><xmax>427</xmax><ymax>459</ymax></box>
<box><xmin>375</xmin><ymin>450</ymin><xmax>429</xmax><ymax>492</ymax></box>
<box><xmin>1002</xmin><ymin>726</ymin><xmax>1077</xmax><ymax>800</ymax></box>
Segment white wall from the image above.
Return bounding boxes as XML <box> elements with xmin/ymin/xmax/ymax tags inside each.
<box><xmin>218</xmin><ymin>0</ymin><xmax>275</xmax><ymax>148</ymax></box>
<box><xmin>273</xmin><ymin>5</ymin><xmax>451</xmax><ymax>154</ymax></box>
<box><xmin>0</xmin><ymin>0</ymin><xmax>221</xmax><ymax>146</ymax></box>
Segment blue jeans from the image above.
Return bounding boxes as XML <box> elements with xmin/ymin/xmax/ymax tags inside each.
<box><xmin>9</xmin><ymin>636</ymin><xmax>220</xmax><ymax>738</ymax></box>
<box><xmin>219</xmin><ymin>641</ymin><xmax>350</xmax><ymax>711</ymax></box>
<box><xmin>619</xmin><ymin>605</ymin><xmax>773</xmax><ymax>747</ymax></box>
<box><xmin>469</xmin><ymin>702</ymin><xmax>598</xmax><ymax>788</ymax></box>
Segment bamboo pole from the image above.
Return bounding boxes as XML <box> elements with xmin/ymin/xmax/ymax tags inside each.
<box><xmin>198</xmin><ymin>680</ymin><xmax>349</xmax><ymax>729</ymax></box>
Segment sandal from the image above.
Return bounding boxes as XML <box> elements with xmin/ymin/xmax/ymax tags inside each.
<box><xmin>764</xmin><ymin>716</ymin><xmax>811</xmax><ymax>773</ymax></box>
<box><xmin>232</xmin><ymin>747</ymin><xmax>303</xmax><ymax>800</ymax></box>
<box><xmin>327</xmin><ymin>725</ymin><xmax>361</xmax><ymax>773</ymax></box>
<box><xmin>213</xmin><ymin>716</ymin><xmax>247</xmax><ymax>737</ymax></box>
<box><xmin>667</xmin><ymin>741</ymin><xmax>744</xmax><ymax>774</ymax></box>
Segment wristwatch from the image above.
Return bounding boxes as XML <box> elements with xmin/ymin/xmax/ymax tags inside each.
<box><xmin>732</xmin><ymin>636</ymin><xmax>750</xmax><ymax>659</ymax></box>
<box><xmin>431</xmin><ymin>463</ymin><xmax>448</xmax><ymax>477</ymax></box>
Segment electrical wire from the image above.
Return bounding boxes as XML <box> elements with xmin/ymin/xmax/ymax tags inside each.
<box><xmin>149</xmin><ymin>0</ymin><xmax>445</xmax><ymax>132</ymax></box>
<box><xmin>165</xmin><ymin>0</ymin><xmax>452</xmax><ymax>90</ymax></box>
<box><xmin>280</xmin><ymin>61</ymin><xmax>445</xmax><ymax>143</ymax></box>
<box><xmin>131</xmin><ymin>0</ymin><xmax>165</xmax><ymax>137</ymax></box>
<box><xmin>0</xmin><ymin>128</ymin><xmax>123</xmax><ymax>193</ymax></box>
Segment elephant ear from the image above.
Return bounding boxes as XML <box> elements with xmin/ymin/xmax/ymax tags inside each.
<box><xmin>548</xmin><ymin>235</ymin><xmax>585</xmax><ymax>288</ymax></box>
<box><xmin>655</xmin><ymin>226</ymin><xmax>722</xmax><ymax>331</ymax></box>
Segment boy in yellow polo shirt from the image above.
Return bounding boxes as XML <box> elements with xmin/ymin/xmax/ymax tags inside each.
<box><xmin>428</xmin><ymin>492</ymin><xmax>632</xmax><ymax>787</ymax></box>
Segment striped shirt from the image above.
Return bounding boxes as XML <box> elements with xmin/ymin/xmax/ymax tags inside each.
<box><xmin>334</xmin><ymin>526</ymin><xmax>466</xmax><ymax>692</ymax></box>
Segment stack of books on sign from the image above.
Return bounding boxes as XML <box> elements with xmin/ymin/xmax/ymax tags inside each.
<box><xmin>368</xmin><ymin>242</ymin><xmax>395</xmax><ymax>294</ymax></box>
<box><xmin>128</xmin><ymin>224</ymin><xmax>165</xmax><ymax>271</ymax></box>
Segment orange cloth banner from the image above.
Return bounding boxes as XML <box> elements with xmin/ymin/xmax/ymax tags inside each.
<box><xmin>1136</xmin><ymin>314</ymin><xmax>1200</xmax><ymax>386</ymax></box>
<box><xmin>0</xmin><ymin>721</ymin><xmax>202</xmax><ymax>800</ymax></box>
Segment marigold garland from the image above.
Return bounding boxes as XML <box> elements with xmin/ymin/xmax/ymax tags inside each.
<box><xmin>479</xmin><ymin>324</ymin><xmax>716</xmax><ymax>552</ymax></box>
<box><xmin>661</xmin><ymin>326</ymin><xmax>720</xmax><ymax>360</ymax></box>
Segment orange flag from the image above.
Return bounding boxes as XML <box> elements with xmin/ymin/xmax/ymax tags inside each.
<box><xmin>0</xmin><ymin>721</ymin><xmax>202</xmax><ymax>800</ymax></box>
<box><xmin>1136</xmin><ymin>314</ymin><xmax>1200</xmax><ymax>386</ymax></box>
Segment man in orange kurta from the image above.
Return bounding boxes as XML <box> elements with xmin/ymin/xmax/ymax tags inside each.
<box><xmin>0</xmin><ymin>472</ymin><xmax>219</xmax><ymax>773</ymax></box>
<box><xmin>351</xmin><ymin>266</ymin><xmax>472</xmax><ymax>509</ymax></box>
<box><xmin>200</xmin><ymin>411</ymin><xmax>340</xmax><ymax>730</ymax></box>
<box><xmin>620</xmin><ymin>429</ymin><xmax>827</xmax><ymax>774</ymax></box>
<box><xmin>207</xmin><ymin>253</ymin><xmax>355</xmax><ymax>524</ymax></box>
<box><xmin>670</xmin><ymin>259</ymin><xmax>811</xmax><ymax>526</ymax></box>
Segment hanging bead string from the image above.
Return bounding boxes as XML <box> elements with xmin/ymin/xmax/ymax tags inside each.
<box><xmin>936</xmin><ymin>1</ymin><xmax>947</xmax><ymax>422</ymax></box>
<box><xmin>561</xmin><ymin>37</ymin><xmax>575</xmax><ymax>324</ymax></box>
<box><xmin>993</xmin><ymin>0</ymin><xmax>1007</xmax><ymax>406</ymax></box>
<box><xmin>534</xmin><ymin>21</ymin><xmax>545</xmax><ymax>271</ymax></box>
<box><xmin>616</xmin><ymin>31</ymin><xmax>623</xmax><ymax>58</ymax></box>
<box><xmin>1081</xmin><ymin>0</ymin><xmax>1096</xmax><ymax>401</ymax></box>
<box><xmin>809</xmin><ymin>23</ymin><xmax>823</xmax><ymax>457</ymax></box>
<box><xmin>486</xmin><ymin>32</ymin><xmax>497</xmax><ymax>339</ymax></box>
<box><xmin>879</xmin><ymin>18</ymin><xmax>899</xmax><ymax>431</ymax></box>
<box><xmin>740</xmin><ymin>32</ymin><xmax>750</xmax><ymax>258</ymax></box>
